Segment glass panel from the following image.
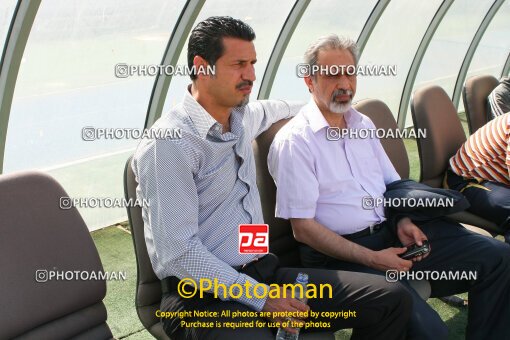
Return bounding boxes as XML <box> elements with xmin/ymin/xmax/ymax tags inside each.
<box><xmin>162</xmin><ymin>0</ymin><xmax>295</xmax><ymax>113</ymax></box>
<box><xmin>0</xmin><ymin>0</ymin><xmax>17</xmax><ymax>52</ymax></box>
<box><xmin>269</xmin><ymin>0</ymin><xmax>378</xmax><ymax>101</ymax></box>
<box><xmin>406</xmin><ymin>0</ymin><xmax>494</xmax><ymax>126</ymax></box>
<box><xmin>356</xmin><ymin>0</ymin><xmax>442</xmax><ymax>118</ymax></box>
<box><xmin>4</xmin><ymin>0</ymin><xmax>186</xmax><ymax>230</ymax></box>
<box><xmin>466</xmin><ymin>0</ymin><xmax>510</xmax><ymax>79</ymax></box>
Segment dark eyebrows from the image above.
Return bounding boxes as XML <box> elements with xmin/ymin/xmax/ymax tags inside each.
<box><xmin>233</xmin><ymin>58</ymin><xmax>257</xmax><ymax>64</ymax></box>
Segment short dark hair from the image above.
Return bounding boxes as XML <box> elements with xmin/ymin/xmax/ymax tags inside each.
<box><xmin>187</xmin><ymin>16</ymin><xmax>256</xmax><ymax>80</ymax></box>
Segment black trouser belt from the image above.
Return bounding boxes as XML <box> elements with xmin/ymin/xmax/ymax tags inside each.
<box><xmin>342</xmin><ymin>222</ymin><xmax>384</xmax><ymax>241</ymax></box>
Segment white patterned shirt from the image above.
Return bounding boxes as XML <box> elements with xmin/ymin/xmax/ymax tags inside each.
<box><xmin>132</xmin><ymin>88</ymin><xmax>301</xmax><ymax>311</ymax></box>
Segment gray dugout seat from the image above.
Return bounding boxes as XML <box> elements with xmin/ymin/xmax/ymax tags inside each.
<box><xmin>353</xmin><ymin>99</ymin><xmax>410</xmax><ymax>178</ymax></box>
<box><xmin>410</xmin><ymin>85</ymin><xmax>500</xmax><ymax>235</ymax></box>
<box><xmin>462</xmin><ymin>74</ymin><xmax>499</xmax><ymax>134</ymax></box>
<box><xmin>124</xmin><ymin>157</ymin><xmax>170</xmax><ymax>340</ymax></box>
<box><xmin>0</xmin><ymin>171</ymin><xmax>113</xmax><ymax>340</ymax></box>
<box><xmin>253</xmin><ymin>118</ymin><xmax>298</xmax><ymax>267</ymax></box>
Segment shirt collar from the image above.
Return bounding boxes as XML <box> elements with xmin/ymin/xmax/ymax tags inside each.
<box><xmin>182</xmin><ymin>85</ymin><xmax>245</xmax><ymax>139</ymax></box>
<box><xmin>182</xmin><ymin>85</ymin><xmax>220</xmax><ymax>139</ymax></box>
<box><xmin>345</xmin><ymin>104</ymin><xmax>363</xmax><ymax>126</ymax></box>
<box><xmin>304</xmin><ymin>99</ymin><xmax>363</xmax><ymax>133</ymax></box>
<box><xmin>304</xmin><ymin>100</ymin><xmax>330</xmax><ymax>133</ymax></box>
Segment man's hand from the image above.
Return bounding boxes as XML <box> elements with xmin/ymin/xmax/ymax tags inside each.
<box><xmin>396</xmin><ymin>217</ymin><xmax>430</xmax><ymax>262</ymax></box>
<box><xmin>368</xmin><ymin>247</ymin><xmax>413</xmax><ymax>272</ymax></box>
<box><xmin>261</xmin><ymin>286</ymin><xmax>309</xmax><ymax>334</ymax></box>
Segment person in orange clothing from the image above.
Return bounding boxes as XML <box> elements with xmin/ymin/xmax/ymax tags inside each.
<box><xmin>446</xmin><ymin>112</ymin><xmax>510</xmax><ymax>242</ymax></box>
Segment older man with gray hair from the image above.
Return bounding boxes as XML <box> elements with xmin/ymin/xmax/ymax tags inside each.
<box><xmin>268</xmin><ymin>34</ymin><xmax>510</xmax><ymax>339</ymax></box>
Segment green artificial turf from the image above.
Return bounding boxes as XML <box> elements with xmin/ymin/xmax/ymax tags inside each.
<box><xmin>92</xmin><ymin>226</ymin><xmax>152</xmax><ymax>339</ymax></box>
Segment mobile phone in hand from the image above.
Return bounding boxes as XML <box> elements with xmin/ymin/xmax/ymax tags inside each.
<box><xmin>399</xmin><ymin>240</ymin><xmax>430</xmax><ymax>260</ymax></box>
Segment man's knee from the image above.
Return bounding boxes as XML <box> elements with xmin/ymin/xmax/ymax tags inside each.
<box><xmin>491</xmin><ymin>238</ymin><xmax>510</xmax><ymax>264</ymax></box>
<box><xmin>481</xmin><ymin>236</ymin><xmax>510</xmax><ymax>259</ymax></box>
<box><xmin>380</xmin><ymin>281</ymin><xmax>413</xmax><ymax>315</ymax></box>
<box><xmin>164</xmin><ymin>313</ymin><xmax>274</xmax><ymax>340</ymax></box>
<box><xmin>409</xmin><ymin>313</ymin><xmax>448</xmax><ymax>340</ymax></box>
<box><xmin>470</xmin><ymin>236</ymin><xmax>510</xmax><ymax>278</ymax></box>
<box><xmin>412</xmin><ymin>318</ymin><xmax>448</xmax><ymax>340</ymax></box>
<box><xmin>407</xmin><ymin>298</ymin><xmax>448</xmax><ymax>340</ymax></box>
<box><xmin>433</xmin><ymin>321</ymin><xmax>449</xmax><ymax>340</ymax></box>
<box><xmin>401</xmin><ymin>282</ymin><xmax>448</xmax><ymax>340</ymax></box>
<box><xmin>170</xmin><ymin>325</ymin><xmax>273</xmax><ymax>340</ymax></box>
<box><xmin>196</xmin><ymin>325</ymin><xmax>274</xmax><ymax>340</ymax></box>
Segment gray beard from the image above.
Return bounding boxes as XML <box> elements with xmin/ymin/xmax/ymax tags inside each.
<box><xmin>329</xmin><ymin>100</ymin><xmax>351</xmax><ymax>114</ymax></box>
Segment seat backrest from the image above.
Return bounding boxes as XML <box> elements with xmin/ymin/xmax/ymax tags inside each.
<box><xmin>411</xmin><ymin>85</ymin><xmax>467</xmax><ymax>187</ymax></box>
<box><xmin>0</xmin><ymin>171</ymin><xmax>112</xmax><ymax>340</ymax></box>
<box><xmin>253</xmin><ymin>118</ymin><xmax>300</xmax><ymax>267</ymax></box>
<box><xmin>124</xmin><ymin>157</ymin><xmax>170</xmax><ymax>340</ymax></box>
<box><xmin>353</xmin><ymin>99</ymin><xmax>410</xmax><ymax>179</ymax></box>
<box><xmin>462</xmin><ymin>74</ymin><xmax>499</xmax><ymax>134</ymax></box>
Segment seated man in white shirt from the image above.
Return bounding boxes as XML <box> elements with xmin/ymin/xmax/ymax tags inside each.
<box><xmin>268</xmin><ymin>34</ymin><xmax>510</xmax><ymax>340</ymax></box>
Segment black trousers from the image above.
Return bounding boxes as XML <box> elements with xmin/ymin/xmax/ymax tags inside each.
<box><xmin>161</xmin><ymin>266</ymin><xmax>412</xmax><ymax>340</ymax></box>
<box><xmin>445</xmin><ymin>169</ymin><xmax>510</xmax><ymax>237</ymax></box>
<box><xmin>301</xmin><ymin>219</ymin><xmax>510</xmax><ymax>340</ymax></box>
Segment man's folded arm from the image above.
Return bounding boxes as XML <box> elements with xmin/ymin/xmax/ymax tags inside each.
<box><xmin>134</xmin><ymin>139</ymin><xmax>267</xmax><ymax>311</ymax></box>
<box><xmin>247</xmin><ymin>100</ymin><xmax>304</xmax><ymax>140</ymax></box>
<box><xmin>291</xmin><ymin>218</ymin><xmax>375</xmax><ymax>267</ymax></box>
